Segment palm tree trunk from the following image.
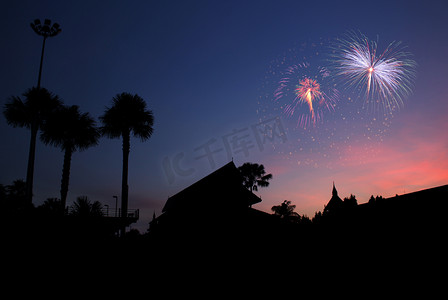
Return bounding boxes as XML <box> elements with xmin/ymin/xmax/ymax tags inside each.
<box><xmin>120</xmin><ymin>130</ymin><xmax>130</xmax><ymax>237</ymax></box>
<box><xmin>60</xmin><ymin>147</ymin><xmax>73</xmax><ymax>214</ymax></box>
<box><xmin>25</xmin><ymin>123</ymin><xmax>38</xmax><ymax>205</ymax></box>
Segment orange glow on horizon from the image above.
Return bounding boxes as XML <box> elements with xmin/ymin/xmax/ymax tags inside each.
<box><xmin>256</xmin><ymin>115</ymin><xmax>448</xmax><ymax>218</ymax></box>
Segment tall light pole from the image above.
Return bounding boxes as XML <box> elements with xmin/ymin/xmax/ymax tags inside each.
<box><xmin>22</xmin><ymin>19</ymin><xmax>61</xmax><ymax>204</ymax></box>
<box><xmin>30</xmin><ymin>19</ymin><xmax>61</xmax><ymax>88</ymax></box>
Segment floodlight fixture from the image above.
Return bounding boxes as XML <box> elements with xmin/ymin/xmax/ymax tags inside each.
<box><xmin>30</xmin><ymin>18</ymin><xmax>61</xmax><ymax>38</ymax></box>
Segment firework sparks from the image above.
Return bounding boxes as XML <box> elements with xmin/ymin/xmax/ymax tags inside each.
<box><xmin>293</xmin><ymin>77</ymin><xmax>322</xmax><ymax>124</ymax></box>
<box><xmin>274</xmin><ymin>62</ymin><xmax>338</xmax><ymax>128</ymax></box>
<box><xmin>332</xmin><ymin>31</ymin><xmax>416</xmax><ymax>113</ymax></box>
<box><xmin>257</xmin><ymin>38</ymin><xmax>400</xmax><ymax>167</ymax></box>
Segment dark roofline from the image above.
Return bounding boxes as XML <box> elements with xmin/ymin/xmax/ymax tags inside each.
<box><xmin>170</xmin><ymin>161</ymin><xmax>238</xmax><ymax>197</ymax></box>
<box><xmin>162</xmin><ymin>161</ymin><xmax>261</xmax><ymax>213</ymax></box>
<box><xmin>384</xmin><ymin>184</ymin><xmax>448</xmax><ymax>200</ymax></box>
<box><xmin>357</xmin><ymin>184</ymin><xmax>448</xmax><ymax>209</ymax></box>
<box><xmin>162</xmin><ymin>161</ymin><xmax>236</xmax><ymax>212</ymax></box>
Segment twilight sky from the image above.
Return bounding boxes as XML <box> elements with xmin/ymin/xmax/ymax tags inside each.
<box><xmin>1</xmin><ymin>0</ymin><xmax>448</xmax><ymax>232</ymax></box>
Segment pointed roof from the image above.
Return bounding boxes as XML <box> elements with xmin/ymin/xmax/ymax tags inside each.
<box><xmin>324</xmin><ymin>182</ymin><xmax>343</xmax><ymax>214</ymax></box>
<box><xmin>332</xmin><ymin>181</ymin><xmax>338</xmax><ymax>197</ymax></box>
<box><xmin>162</xmin><ymin>161</ymin><xmax>261</xmax><ymax>213</ymax></box>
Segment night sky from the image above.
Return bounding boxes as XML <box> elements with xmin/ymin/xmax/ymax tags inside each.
<box><xmin>1</xmin><ymin>0</ymin><xmax>448</xmax><ymax>232</ymax></box>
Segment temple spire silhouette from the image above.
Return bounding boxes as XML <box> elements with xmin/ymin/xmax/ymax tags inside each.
<box><xmin>324</xmin><ymin>182</ymin><xmax>343</xmax><ymax>215</ymax></box>
<box><xmin>332</xmin><ymin>181</ymin><xmax>338</xmax><ymax>197</ymax></box>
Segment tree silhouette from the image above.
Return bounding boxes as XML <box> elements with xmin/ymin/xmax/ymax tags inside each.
<box><xmin>38</xmin><ymin>198</ymin><xmax>64</xmax><ymax>215</ymax></box>
<box><xmin>271</xmin><ymin>200</ymin><xmax>300</xmax><ymax>222</ymax></box>
<box><xmin>100</xmin><ymin>92</ymin><xmax>154</xmax><ymax>235</ymax></box>
<box><xmin>238</xmin><ymin>162</ymin><xmax>272</xmax><ymax>192</ymax></box>
<box><xmin>343</xmin><ymin>194</ymin><xmax>358</xmax><ymax>208</ymax></box>
<box><xmin>5</xmin><ymin>179</ymin><xmax>27</xmax><ymax>202</ymax></box>
<box><xmin>0</xmin><ymin>179</ymin><xmax>29</xmax><ymax>212</ymax></box>
<box><xmin>0</xmin><ymin>184</ymin><xmax>6</xmax><ymax>205</ymax></box>
<box><xmin>40</xmin><ymin>105</ymin><xmax>99</xmax><ymax>211</ymax></box>
<box><xmin>312</xmin><ymin>211</ymin><xmax>323</xmax><ymax>224</ymax></box>
<box><xmin>70</xmin><ymin>196</ymin><xmax>103</xmax><ymax>218</ymax></box>
<box><xmin>3</xmin><ymin>87</ymin><xmax>62</xmax><ymax>204</ymax></box>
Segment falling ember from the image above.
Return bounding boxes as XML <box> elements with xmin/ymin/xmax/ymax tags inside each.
<box><xmin>367</xmin><ymin>67</ymin><xmax>374</xmax><ymax>94</ymax></box>
<box><xmin>295</xmin><ymin>78</ymin><xmax>322</xmax><ymax>124</ymax></box>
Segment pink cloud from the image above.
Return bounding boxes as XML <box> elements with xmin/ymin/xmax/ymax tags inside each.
<box><xmin>343</xmin><ymin>116</ymin><xmax>448</xmax><ymax>193</ymax></box>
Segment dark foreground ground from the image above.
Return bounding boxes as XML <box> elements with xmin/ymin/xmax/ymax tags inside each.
<box><xmin>2</xmin><ymin>204</ymin><xmax>446</xmax><ymax>297</ymax></box>
<box><xmin>4</xmin><ymin>215</ymin><xmax>445</xmax><ymax>271</ymax></box>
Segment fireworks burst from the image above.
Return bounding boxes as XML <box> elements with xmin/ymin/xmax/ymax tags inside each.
<box><xmin>332</xmin><ymin>31</ymin><xmax>416</xmax><ymax>113</ymax></box>
<box><xmin>274</xmin><ymin>62</ymin><xmax>338</xmax><ymax>128</ymax></box>
<box><xmin>257</xmin><ymin>39</ymin><xmax>397</xmax><ymax>168</ymax></box>
<box><xmin>292</xmin><ymin>77</ymin><xmax>321</xmax><ymax>124</ymax></box>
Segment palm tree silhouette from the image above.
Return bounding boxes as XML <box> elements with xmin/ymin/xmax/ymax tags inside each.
<box><xmin>3</xmin><ymin>87</ymin><xmax>62</xmax><ymax>204</ymax></box>
<box><xmin>238</xmin><ymin>162</ymin><xmax>273</xmax><ymax>192</ymax></box>
<box><xmin>100</xmin><ymin>93</ymin><xmax>154</xmax><ymax>235</ymax></box>
<box><xmin>271</xmin><ymin>200</ymin><xmax>300</xmax><ymax>222</ymax></box>
<box><xmin>70</xmin><ymin>196</ymin><xmax>103</xmax><ymax>217</ymax></box>
<box><xmin>40</xmin><ymin>105</ymin><xmax>99</xmax><ymax>211</ymax></box>
<box><xmin>39</xmin><ymin>198</ymin><xmax>64</xmax><ymax>215</ymax></box>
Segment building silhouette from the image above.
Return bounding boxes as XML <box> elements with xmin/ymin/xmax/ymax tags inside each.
<box><xmin>323</xmin><ymin>182</ymin><xmax>344</xmax><ymax>215</ymax></box>
<box><xmin>149</xmin><ymin>161</ymin><xmax>277</xmax><ymax>241</ymax></box>
<box><xmin>356</xmin><ymin>184</ymin><xmax>448</xmax><ymax>226</ymax></box>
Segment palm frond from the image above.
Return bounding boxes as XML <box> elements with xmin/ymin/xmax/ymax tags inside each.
<box><xmin>100</xmin><ymin>92</ymin><xmax>154</xmax><ymax>142</ymax></box>
<box><xmin>238</xmin><ymin>162</ymin><xmax>272</xmax><ymax>192</ymax></box>
<box><xmin>40</xmin><ymin>105</ymin><xmax>99</xmax><ymax>151</ymax></box>
<box><xmin>3</xmin><ymin>87</ymin><xmax>62</xmax><ymax>130</ymax></box>
<box><xmin>3</xmin><ymin>96</ymin><xmax>31</xmax><ymax>128</ymax></box>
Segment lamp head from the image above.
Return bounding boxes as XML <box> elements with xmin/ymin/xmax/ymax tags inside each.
<box><xmin>30</xmin><ymin>18</ymin><xmax>61</xmax><ymax>37</ymax></box>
